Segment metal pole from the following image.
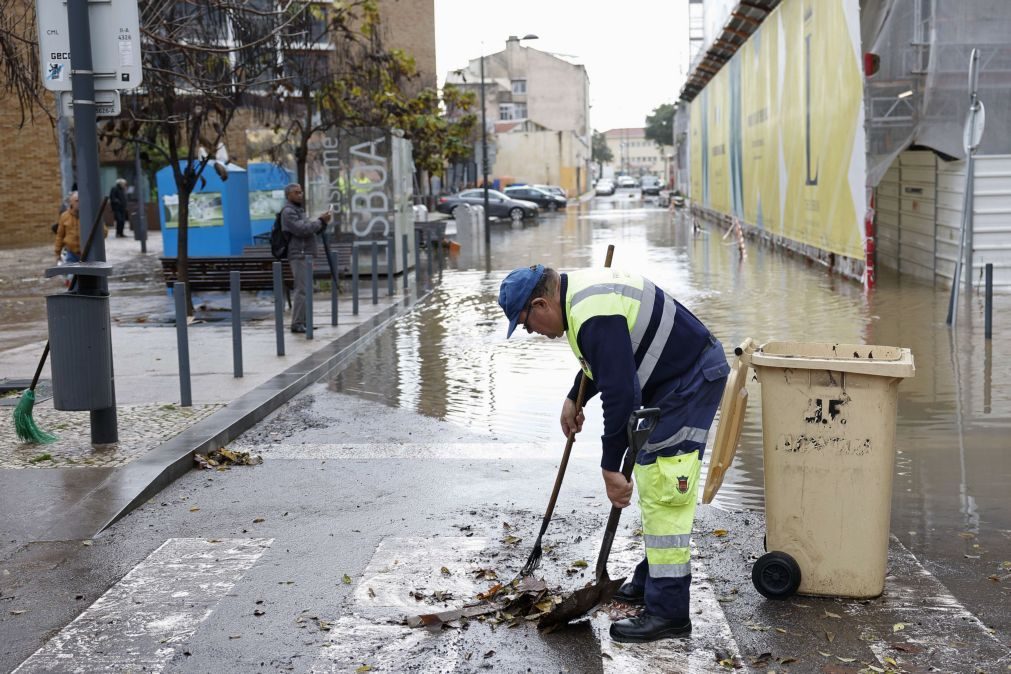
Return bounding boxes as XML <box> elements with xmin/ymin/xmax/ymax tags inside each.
<box><xmin>480</xmin><ymin>51</ymin><xmax>490</xmax><ymax>250</ymax></box>
<box><xmin>402</xmin><ymin>233</ymin><xmax>409</xmax><ymax>290</ymax></box>
<box><xmin>132</xmin><ymin>95</ymin><xmax>148</xmax><ymax>254</ymax></box>
<box><xmin>985</xmin><ymin>263</ymin><xmax>993</xmax><ymax>340</ymax></box>
<box><xmin>230</xmin><ymin>271</ymin><xmax>242</xmax><ymax>377</ymax></box>
<box><xmin>69</xmin><ymin>0</ymin><xmax>116</xmax><ymax>442</ymax></box>
<box><xmin>174</xmin><ymin>282</ymin><xmax>192</xmax><ymax>407</ymax></box>
<box><xmin>352</xmin><ymin>244</ymin><xmax>360</xmax><ymax>315</ymax></box>
<box><xmin>273</xmin><ymin>261</ymin><xmax>285</xmax><ymax>356</ymax></box>
<box><xmin>330</xmin><ymin>251</ymin><xmax>339</xmax><ymax>327</ymax></box>
<box><xmin>387</xmin><ymin>234</ymin><xmax>395</xmax><ymax>296</ymax></box>
<box><xmin>414</xmin><ymin>229</ymin><xmax>422</xmax><ymax>289</ymax></box>
<box><xmin>426</xmin><ymin>230</ymin><xmax>434</xmax><ymax>282</ymax></box>
<box><xmin>305</xmin><ymin>257</ymin><xmax>314</xmax><ymax>340</ymax></box>
<box><xmin>371</xmin><ymin>241</ymin><xmax>379</xmax><ymax>304</ymax></box>
<box><xmin>436</xmin><ymin>231</ymin><xmax>443</xmax><ymax>277</ymax></box>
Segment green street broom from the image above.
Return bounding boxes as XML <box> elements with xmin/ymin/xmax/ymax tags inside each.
<box><xmin>13</xmin><ymin>197</ymin><xmax>109</xmax><ymax>443</ymax></box>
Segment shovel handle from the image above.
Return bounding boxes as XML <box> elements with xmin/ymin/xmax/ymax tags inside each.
<box><xmin>594</xmin><ymin>408</ymin><xmax>660</xmax><ymax>583</ymax></box>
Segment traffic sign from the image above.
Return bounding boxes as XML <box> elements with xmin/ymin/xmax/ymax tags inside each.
<box><xmin>59</xmin><ymin>89</ymin><xmax>121</xmax><ymax>117</ymax></box>
<box><xmin>36</xmin><ymin>0</ymin><xmax>142</xmax><ymax>92</ymax></box>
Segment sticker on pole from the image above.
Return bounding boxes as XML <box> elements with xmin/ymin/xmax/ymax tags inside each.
<box><xmin>35</xmin><ymin>0</ymin><xmax>142</xmax><ymax>92</ymax></box>
<box><xmin>59</xmin><ymin>90</ymin><xmax>122</xmax><ymax>118</ymax></box>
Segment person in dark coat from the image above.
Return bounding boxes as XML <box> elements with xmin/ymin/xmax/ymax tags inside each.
<box><xmin>281</xmin><ymin>183</ymin><xmax>332</xmax><ymax>333</ymax></box>
<box><xmin>109</xmin><ymin>178</ymin><xmax>128</xmax><ymax>237</ymax></box>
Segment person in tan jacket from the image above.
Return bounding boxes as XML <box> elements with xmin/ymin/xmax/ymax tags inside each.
<box><xmin>54</xmin><ymin>191</ymin><xmax>106</xmax><ymax>262</ymax></box>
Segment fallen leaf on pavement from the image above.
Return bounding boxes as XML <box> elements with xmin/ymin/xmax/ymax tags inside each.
<box><xmin>355</xmin><ymin>666</ymin><xmax>372</xmax><ymax>673</ymax></box>
<box><xmin>824</xmin><ymin>609</ymin><xmax>841</xmax><ymax>619</ymax></box>
<box><xmin>189</xmin><ymin>507</ymin><xmax>200</xmax><ymax>512</ymax></box>
<box><xmin>713</xmin><ymin>529</ymin><xmax>729</xmax><ymax>537</ymax></box>
<box><xmin>893</xmin><ymin>622</ymin><xmax>906</xmax><ymax>632</ymax></box>
<box><xmin>441</xmin><ymin>566</ymin><xmax>451</xmax><ymax>576</ymax></box>
<box><xmin>342</xmin><ymin>574</ymin><xmax>352</xmax><ymax>584</ymax></box>
<box><xmin>253</xmin><ymin>518</ymin><xmax>265</xmax><ymax>523</ymax></box>
<box><xmin>570</xmin><ymin>560</ymin><xmax>588</xmax><ymax>568</ymax></box>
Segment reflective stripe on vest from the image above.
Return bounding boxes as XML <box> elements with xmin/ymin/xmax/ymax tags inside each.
<box><xmin>566</xmin><ymin>270</ymin><xmax>676</xmax><ymax>391</ymax></box>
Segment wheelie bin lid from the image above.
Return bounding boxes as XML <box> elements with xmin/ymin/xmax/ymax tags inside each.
<box><xmin>702</xmin><ymin>338</ymin><xmax>755</xmax><ymax>504</ymax></box>
<box><xmin>750</xmin><ymin>342</ymin><xmax>915</xmax><ymax>379</ymax></box>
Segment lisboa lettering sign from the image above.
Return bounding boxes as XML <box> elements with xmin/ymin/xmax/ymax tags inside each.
<box><xmin>315</xmin><ymin>129</ymin><xmax>412</xmax><ymax>239</ymax></box>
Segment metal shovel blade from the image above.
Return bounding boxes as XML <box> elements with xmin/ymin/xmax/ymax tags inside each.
<box><xmin>537</xmin><ymin>573</ymin><xmax>625</xmax><ymax>632</ymax></box>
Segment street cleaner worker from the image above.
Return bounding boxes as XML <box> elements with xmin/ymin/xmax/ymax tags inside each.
<box><xmin>498</xmin><ymin>264</ymin><xmax>729</xmax><ymax>643</ymax></box>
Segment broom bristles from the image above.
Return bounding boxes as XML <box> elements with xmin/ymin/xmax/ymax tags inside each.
<box><xmin>13</xmin><ymin>389</ymin><xmax>57</xmax><ymax>444</ymax></box>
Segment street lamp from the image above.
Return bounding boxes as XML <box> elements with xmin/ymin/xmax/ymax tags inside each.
<box><xmin>482</xmin><ymin>33</ymin><xmax>538</xmax><ymax>249</ymax></box>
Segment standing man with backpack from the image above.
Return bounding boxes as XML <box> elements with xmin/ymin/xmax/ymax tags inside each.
<box><xmin>281</xmin><ymin>183</ymin><xmax>332</xmax><ymax>334</ymax></box>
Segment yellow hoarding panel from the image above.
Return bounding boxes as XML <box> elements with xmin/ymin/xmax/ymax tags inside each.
<box><xmin>689</xmin><ymin>0</ymin><xmax>865</xmax><ymax>260</ymax></box>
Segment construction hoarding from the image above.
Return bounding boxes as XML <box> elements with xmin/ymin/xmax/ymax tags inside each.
<box><xmin>689</xmin><ymin>0</ymin><xmax>866</xmax><ymax>261</ymax></box>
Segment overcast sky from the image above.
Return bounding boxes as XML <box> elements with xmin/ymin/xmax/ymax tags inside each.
<box><xmin>433</xmin><ymin>1</ymin><xmax>690</xmax><ymax>133</ymax></box>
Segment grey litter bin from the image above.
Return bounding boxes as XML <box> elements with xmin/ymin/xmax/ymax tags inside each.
<box><xmin>44</xmin><ymin>262</ymin><xmax>114</xmax><ymax>411</ymax></box>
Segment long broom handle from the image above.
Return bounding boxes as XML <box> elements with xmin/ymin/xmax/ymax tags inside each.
<box><xmin>531</xmin><ymin>244</ymin><xmax>615</xmax><ymax>537</ymax></box>
<box><xmin>28</xmin><ymin>197</ymin><xmax>109</xmax><ymax>392</ymax></box>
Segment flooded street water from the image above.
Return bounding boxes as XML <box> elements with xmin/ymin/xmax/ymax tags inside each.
<box><xmin>330</xmin><ymin>194</ymin><xmax>1011</xmax><ymax>614</ymax></box>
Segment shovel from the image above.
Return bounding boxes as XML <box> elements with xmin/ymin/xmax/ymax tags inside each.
<box><xmin>517</xmin><ymin>244</ymin><xmax>615</xmax><ymax>579</ymax></box>
<box><xmin>538</xmin><ymin>407</ymin><xmax>661</xmax><ymax>631</ymax></box>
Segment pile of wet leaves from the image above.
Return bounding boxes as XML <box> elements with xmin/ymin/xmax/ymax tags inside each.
<box><xmin>406</xmin><ymin>574</ymin><xmax>563</xmax><ymax>632</ymax></box>
<box><xmin>194</xmin><ymin>447</ymin><xmax>263</xmax><ymax>469</ymax></box>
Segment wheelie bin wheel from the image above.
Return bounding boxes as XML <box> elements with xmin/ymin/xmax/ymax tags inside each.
<box><xmin>752</xmin><ymin>551</ymin><xmax>801</xmax><ymax>599</ymax></box>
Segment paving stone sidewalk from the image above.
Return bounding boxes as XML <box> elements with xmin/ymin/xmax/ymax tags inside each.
<box><xmin>0</xmin><ymin>403</ymin><xmax>222</xmax><ymax>469</ymax></box>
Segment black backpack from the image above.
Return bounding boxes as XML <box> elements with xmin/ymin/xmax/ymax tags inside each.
<box><xmin>270</xmin><ymin>209</ymin><xmax>291</xmax><ymax>260</ymax></box>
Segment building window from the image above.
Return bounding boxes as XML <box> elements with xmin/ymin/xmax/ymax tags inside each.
<box><xmin>511</xmin><ymin>79</ymin><xmax>526</xmax><ymax>94</ymax></box>
<box><xmin>499</xmin><ymin>104</ymin><xmax>514</xmax><ymax>120</ymax></box>
<box><xmin>513</xmin><ymin>102</ymin><xmax>527</xmax><ymax>118</ymax></box>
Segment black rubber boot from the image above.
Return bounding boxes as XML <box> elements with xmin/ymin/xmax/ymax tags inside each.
<box><xmin>612</xmin><ymin>582</ymin><xmax>645</xmax><ymax>605</ymax></box>
<box><xmin>609</xmin><ymin>614</ymin><xmax>692</xmax><ymax>643</ymax></box>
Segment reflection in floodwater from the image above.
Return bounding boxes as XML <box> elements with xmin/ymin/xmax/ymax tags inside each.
<box><xmin>330</xmin><ymin>201</ymin><xmax>1011</xmax><ymax>585</ymax></box>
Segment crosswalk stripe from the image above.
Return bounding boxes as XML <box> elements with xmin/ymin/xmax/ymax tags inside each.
<box><xmin>594</xmin><ymin>542</ymin><xmax>742</xmax><ymax>673</ymax></box>
<box><xmin>260</xmin><ymin>442</ymin><xmax>560</xmax><ymax>461</ymax></box>
<box><xmin>14</xmin><ymin>538</ymin><xmax>272</xmax><ymax>674</ymax></box>
<box><xmin>310</xmin><ymin>535</ymin><xmax>740</xmax><ymax>672</ymax></box>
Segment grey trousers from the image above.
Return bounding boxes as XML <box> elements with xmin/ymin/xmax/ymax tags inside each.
<box><xmin>290</xmin><ymin>254</ymin><xmax>310</xmax><ymax>329</ymax></box>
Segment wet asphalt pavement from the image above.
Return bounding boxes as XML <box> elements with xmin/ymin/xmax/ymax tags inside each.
<box><xmin>2</xmin><ymin>192</ymin><xmax>1010</xmax><ymax>672</ymax></box>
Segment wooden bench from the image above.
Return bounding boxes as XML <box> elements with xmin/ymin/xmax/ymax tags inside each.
<box><xmin>160</xmin><ymin>256</ymin><xmax>294</xmax><ymax>292</ymax></box>
<box><xmin>160</xmin><ymin>230</ymin><xmax>424</xmax><ymax>292</ymax></box>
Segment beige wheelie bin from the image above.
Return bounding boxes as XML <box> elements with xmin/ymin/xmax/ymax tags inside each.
<box><xmin>703</xmin><ymin>341</ymin><xmax>915</xmax><ymax>600</ymax></box>
<box><xmin>750</xmin><ymin>342</ymin><xmax>915</xmax><ymax>599</ymax></box>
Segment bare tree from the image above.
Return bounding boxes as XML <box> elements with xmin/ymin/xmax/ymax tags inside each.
<box><xmin>266</xmin><ymin>1</ymin><xmax>417</xmax><ymax>189</ymax></box>
<box><xmin>100</xmin><ymin>0</ymin><xmax>302</xmax><ymax>312</ymax></box>
<box><xmin>0</xmin><ymin>0</ymin><xmax>51</xmax><ymax>126</ymax></box>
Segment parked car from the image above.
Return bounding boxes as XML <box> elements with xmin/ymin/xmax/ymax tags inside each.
<box><xmin>595</xmin><ymin>179</ymin><xmax>616</xmax><ymax>196</ymax></box>
<box><xmin>640</xmin><ymin>176</ymin><xmax>662</xmax><ymax>196</ymax></box>
<box><xmin>435</xmin><ymin>189</ymin><xmax>539</xmax><ymax>220</ymax></box>
<box><xmin>504</xmin><ymin>185</ymin><xmax>567</xmax><ymax>211</ymax></box>
<box><xmin>616</xmin><ymin>175</ymin><xmax>638</xmax><ymax>189</ymax></box>
<box><xmin>534</xmin><ymin>184</ymin><xmax>568</xmax><ymax>199</ymax></box>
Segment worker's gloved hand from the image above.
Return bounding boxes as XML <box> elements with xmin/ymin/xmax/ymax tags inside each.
<box><xmin>602</xmin><ymin>468</ymin><xmax>633</xmax><ymax>509</ymax></box>
<box><xmin>560</xmin><ymin>398</ymin><xmax>584</xmax><ymax>438</ymax></box>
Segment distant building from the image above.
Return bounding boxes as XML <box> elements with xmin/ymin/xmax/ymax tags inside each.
<box><xmin>0</xmin><ymin>0</ymin><xmax>436</xmax><ymax>249</ymax></box>
<box><xmin>446</xmin><ymin>36</ymin><xmax>591</xmax><ymax>196</ymax></box>
<box><xmin>603</xmin><ymin>128</ymin><xmax>669</xmax><ymax>180</ymax></box>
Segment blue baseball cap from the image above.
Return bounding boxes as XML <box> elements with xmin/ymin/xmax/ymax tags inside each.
<box><xmin>499</xmin><ymin>264</ymin><xmax>545</xmax><ymax>337</ymax></box>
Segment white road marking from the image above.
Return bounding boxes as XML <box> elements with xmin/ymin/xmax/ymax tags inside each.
<box><xmin>261</xmin><ymin>442</ymin><xmax>558</xmax><ymax>461</ymax></box>
<box><xmin>595</xmin><ymin>542</ymin><xmax>742</xmax><ymax>674</ymax></box>
<box><xmin>311</xmin><ymin>534</ymin><xmax>742</xmax><ymax>673</ymax></box>
<box><xmin>14</xmin><ymin>538</ymin><xmax>272</xmax><ymax>674</ymax></box>
<box><xmin>863</xmin><ymin>536</ymin><xmax>1010</xmax><ymax>671</ymax></box>
<box><xmin>310</xmin><ymin>537</ymin><xmax>487</xmax><ymax>673</ymax></box>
